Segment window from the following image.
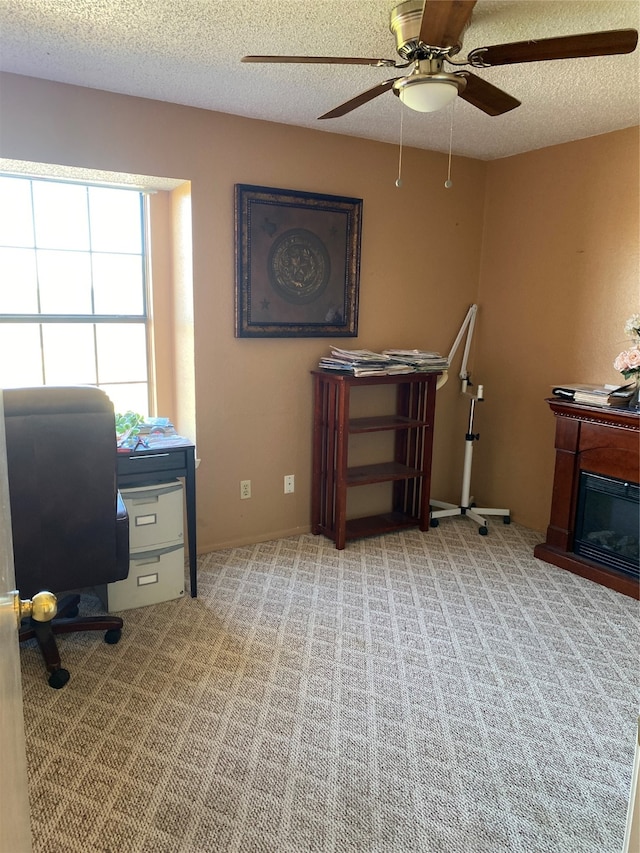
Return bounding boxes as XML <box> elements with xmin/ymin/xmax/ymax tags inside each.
<box><xmin>0</xmin><ymin>175</ymin><xmax>151</xmax><ymax>416</ymax></box>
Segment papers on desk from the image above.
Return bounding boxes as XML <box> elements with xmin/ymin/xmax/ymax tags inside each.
<box><xmin>117</xmin><ymin>416</ymin><xmax>193</xmax><ymax>451</ymax></box>
<box><xmin>144</xmin><ymin>434</ymin><xmax>193</xmax><ymax>448</ymax></box>
<box><xmin>117</xmin><ymin>434</ymin><xmax>193</xmax><ymax>453</ymax></box>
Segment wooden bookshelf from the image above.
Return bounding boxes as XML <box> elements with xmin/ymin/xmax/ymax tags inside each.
<box><xmin>311</xmin><ymin>370</ymin><xmax>440</xmax><ymax>549</ymax></box>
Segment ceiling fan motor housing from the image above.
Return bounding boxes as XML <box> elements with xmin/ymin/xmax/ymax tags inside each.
<box><xmin>390</xmin><ymin>0</ymin><xmax>462</xmax><ymax>58</ymax></box>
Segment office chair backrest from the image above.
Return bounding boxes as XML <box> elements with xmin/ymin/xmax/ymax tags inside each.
<box><xmin>3</xmin><ymin>385</ymin><xmax>121</xmax><ymax>599</ymax></box>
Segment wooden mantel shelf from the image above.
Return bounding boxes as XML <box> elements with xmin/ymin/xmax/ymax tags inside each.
<box><xmin>534</xmin><ymin>398</ymin><xmax>639</xmax><ymax>599</ymax></box>
<box><xmin>541</xmin><ymin>397</ymin><xmax>640</xmax><ymax>430</ymax></box>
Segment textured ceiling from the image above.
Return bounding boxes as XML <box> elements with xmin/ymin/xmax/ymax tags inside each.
<box><xmin>0</xmin><ymin>0</ymin><xmax>638</xmax><ymax>161</ymax></box>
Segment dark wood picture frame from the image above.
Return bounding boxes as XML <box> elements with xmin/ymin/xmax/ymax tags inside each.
<box><xmin>235</xmin><ymin>184</ymin><xmax>362</xmax><ymax>338</ymax></box>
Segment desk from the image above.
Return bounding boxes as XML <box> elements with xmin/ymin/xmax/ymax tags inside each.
<box><xmin>116</xmin><ymin>442</ymin><xmax>198</xmax><ymax>597</ymax></box>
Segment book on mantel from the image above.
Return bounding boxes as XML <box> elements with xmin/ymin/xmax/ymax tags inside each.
<box><xmin>551</xmin><ymin>383</ymin><xmax>634</xmax><ymax>408</ymax></box>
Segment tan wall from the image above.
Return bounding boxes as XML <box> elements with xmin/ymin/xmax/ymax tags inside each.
<box><xmin>1</xmin><ymin>73</ymin><xmax>637</xmax><ymax>546</ymax></box>
<box><xmin>0</xmin><ymin>73</ymin><xmax>485</xmax><ymax>551</ymax></box>
<box><xmin>475</xmin><ymin>127</ymin><xmax>640</xmax><ymax>532</ymax></box>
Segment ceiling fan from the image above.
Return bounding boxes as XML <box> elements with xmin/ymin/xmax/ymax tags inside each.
<box><xmin>242</xmin><ymin>0</ymin><xmax>638</xmax><ymax>119</ymax></box>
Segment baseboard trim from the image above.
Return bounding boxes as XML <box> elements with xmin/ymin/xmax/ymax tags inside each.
<box><xmin>198</xmin><ymin>524</ymin><xmax>312</xmax><ymax>553</ymax></box>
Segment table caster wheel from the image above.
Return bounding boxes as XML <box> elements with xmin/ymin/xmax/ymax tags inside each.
<box><xmin>479</xmin><ymin>526</ymin><xmax>488</xmax><ymax>536</ymax></box>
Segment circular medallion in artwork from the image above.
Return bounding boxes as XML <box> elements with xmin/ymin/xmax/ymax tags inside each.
<box><xmin>268</xmin><ymin>228</ymin><xmax>331</xmax><ymax>304</ymax></box>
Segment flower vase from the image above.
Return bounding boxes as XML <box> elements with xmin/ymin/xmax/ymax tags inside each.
<box><xmin>628</xmin><ymin>376</ymin><xmax>640</xmax><ymax>412</ymax></box>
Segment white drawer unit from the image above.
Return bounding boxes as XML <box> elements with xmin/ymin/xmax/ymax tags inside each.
<box><xmin>122</xmin><ymin>481</ymin><xmax>184</xmax><ymax>550</ymax></box>
<box><xmin>102</xmin><ymin>542</ymin><xmax>185</xmax><ymax>611</ymax></box>
<box><xmin>100</xmin><ymin>479</ymin><xmax>186</xmax><ymax>611</ymax></box>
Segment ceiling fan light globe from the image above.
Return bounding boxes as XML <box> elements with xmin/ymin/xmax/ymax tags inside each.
<box><xmin>397</xmin><ymin>78</ymin><xmax>459</xmax><ymax>112</ymax></box>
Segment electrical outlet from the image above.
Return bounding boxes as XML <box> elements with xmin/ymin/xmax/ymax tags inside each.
<box><xmin>240</xmin><ymin>479</ymin><xmax>251</xmax><ymax>500</ymax></box>
<box><xmin>284</xmin><ymin>474</ymin><xmax>295</xmax><ymax>494</ymax></box>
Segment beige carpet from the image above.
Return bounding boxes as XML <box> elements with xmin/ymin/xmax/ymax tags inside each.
<box><xmin>20</xmin><ymin>519</ymin><xmax>639</xmax><ymax>853</ymax></box>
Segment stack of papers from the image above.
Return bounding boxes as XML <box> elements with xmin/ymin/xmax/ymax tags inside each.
<box><xmin>319</xmin><ymin>349</ymin><xmax>401</xmax><ymax>376</ymax></box>
<box><xmin>551</xmin><ymin>383</ymin><xmax>634</xmax><ymax>408</ymax></box>
<box><xmin>318</xmin><ymin>348</ymin><xmax>446</xmax><ymax>377</ymax></box>
<box><xmin>383</xmin><ymin>350</ymin><xmax>449</xmax><ymax>372</ymax></box>
<box><xmin>118</xmin><ymin>416</ymin><xmax>193</xmax><ymax>451</ymax></box>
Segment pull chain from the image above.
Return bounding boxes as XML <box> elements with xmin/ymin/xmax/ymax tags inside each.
<box><xmin>395</xmin><ymin>103</ymin><xmax>404</xmax><ymax>188</ymax></box>
<box><xmin>445</xmin><ymin>100</ymin><xmax>455</xmax><ymax>189</ymax></box>
<box><xmin>396</xmin><ymin>99</ymin><xmax>455</xmax><ymax>189</ymax></box>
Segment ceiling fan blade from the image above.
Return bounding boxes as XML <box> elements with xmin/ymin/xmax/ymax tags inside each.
<box><xmin>470</xmin><ymin>29</ymin><xmax>638</xmax><ymax>67</ymax></box>
<box><xmin>242</xmin><ymin>55</ymin><xmax>398</xmax><ymax>67</ymax></box>
<box><xmin>318</xmin><ymin>79</ymin><xmax>400</xmax><ymax>119</ymax></box>
<box><xmin>457</xmin><ymin>72</ymin><xmax>521</xmax><ymax>116</ymax></box>
<box><xmin>419</xmin><ymin>0</ymin><xmax>477</xmax><ymax>47</ymax></box>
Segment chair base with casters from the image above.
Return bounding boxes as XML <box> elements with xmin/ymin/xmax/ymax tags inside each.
<box><xmin>3</xmin><ymin>385</ymin><xmax>130</xmax><ymax>688</ymax></box>
<box><xmin>19</xmin><ymin>594</ymin><xmax>124</xmax><ymax>689</ymax></box>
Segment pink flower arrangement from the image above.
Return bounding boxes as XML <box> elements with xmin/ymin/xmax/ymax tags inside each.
<box><xmin>614</xmin><ymin>347</ymin><xmax>640</xmax><ymax>376</ymax></box>
<box><xmin>614</xmin><ymin>313</ymin><xmax>640</xmax><ymax>379</ymax></box>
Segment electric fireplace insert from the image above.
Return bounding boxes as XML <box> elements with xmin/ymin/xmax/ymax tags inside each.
<box><xmin>574</xmin><ymin>472</ymin><xmax>639</xmax><ymax>580</ymax></box>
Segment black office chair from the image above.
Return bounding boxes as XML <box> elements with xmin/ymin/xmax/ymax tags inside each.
<box><xmin>3</xmin><ymin>386</ymin><xmax>130</xmax><ymax>688</ymax></box>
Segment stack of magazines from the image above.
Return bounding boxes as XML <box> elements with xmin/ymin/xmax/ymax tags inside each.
<box><xmin>551</xmin><ymin>383</ymin><xmax>634</xmax><ymax>408</ymax></box>
<box><xmin>383</xmin><ymin>349</ymin><xmax>449</xmax><ymax>372</ymax></box>
<box><xmin>318</xmin><ymin>347</ymin><xmax>448</xmax><ymax>376</ymax></box>
<box><xmin>319</xmin><ymin>349</ymin><xmax>413</xmax><ymax>376</ymax></box>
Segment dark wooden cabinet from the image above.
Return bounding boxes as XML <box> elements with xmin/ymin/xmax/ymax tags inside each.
<box><xmin>534</xmin><ymin>399</ymin><xmax>639</xmax><ymax>598</ymax></box>
<box><xmin>311</xmin><ymin>370</ymin><xmax>440</xmax><ymax>549</ymax></box>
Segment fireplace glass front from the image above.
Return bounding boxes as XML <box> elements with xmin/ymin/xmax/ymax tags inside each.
<box><xmin>574</xmin><ymin>471</ymin><xmax>640</xmax><ymax>580</ymax></box>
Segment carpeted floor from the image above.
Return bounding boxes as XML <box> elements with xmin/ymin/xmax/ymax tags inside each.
<box><xmin>20</xmin><ymin>519</ymin><xmax>639</xmax><ymax>853</ymax></box>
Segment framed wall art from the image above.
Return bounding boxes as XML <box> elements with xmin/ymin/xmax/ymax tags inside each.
<box><xmin>234</xmin><ymin>184</ymin><xmax>362</xmax><ymax>338</ymax></box>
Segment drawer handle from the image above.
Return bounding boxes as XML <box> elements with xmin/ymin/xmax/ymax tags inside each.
<box><xmin>130</xmin><ymin>543</ymin><xmax>183</xmax><ymax>560</ymax></box>
<box><xmin>126</xmin><ymin>453</ymin><xmax>171</xmax><ymax>460</ymax></box>
<box><xmin>136</xmin><ymin>572</ymin><xmax>159</xmax><ymax>585</ymax></box>
<box><xmin>131</xmin><ymin>496</ymin><xmax>159</xmax><ymax>506</ymax></box>
<box><xmin>134</xmin><ymin>555</ymin><xmax>160</xmax><ymax>567</ymax></box>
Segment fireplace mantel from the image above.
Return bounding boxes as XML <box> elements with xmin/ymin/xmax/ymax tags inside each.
<box><xmin>534</xmin><ymin>399</ymin><xmax>639</xmax><ymax>598</ymax></box>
